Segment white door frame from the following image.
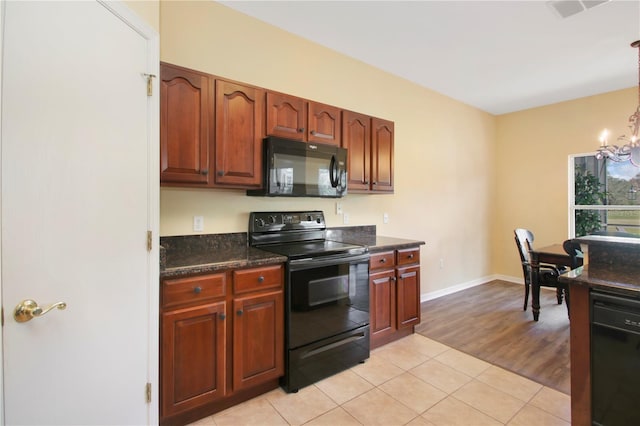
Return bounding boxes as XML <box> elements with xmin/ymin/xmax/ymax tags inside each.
<box><xmin>0</xmin><ymin>1</ymin><xmax>160</xmax><ymax>424</ymax></box>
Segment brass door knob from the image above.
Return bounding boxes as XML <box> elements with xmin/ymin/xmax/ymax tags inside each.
<box><xmin>14</xmin><ymin>299</ymin><xmax>67</xmax><ymax>323</ymax></box>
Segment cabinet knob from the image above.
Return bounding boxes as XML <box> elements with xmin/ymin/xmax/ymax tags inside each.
<box><xmin>310</xmin><ymin>130</ymin><xmax>316</xmax><ymax>135</ymax></box>
<box><xmin>201</xmin><ymin>169</ymin><xmax>209</xmax><ymax>176</ymax></box>
<box><xmin>298</xmin><ymin>127</ymin><xmax>305</xmax><ymax>133</ymax></box>
<box><xmin>258</xmin><ymin>276</ymin><xmax>264</xmax><ymax>283</ymax></box>
<box><xmin>392</xmin><ymin>277</ymin><xmax>397</xmax><ymax>282</ymax></box>
<box><xmin>219</xmin><ymin>313</ymin><xmax>226</xmax><ymax>320</ymax></box>
<box><xmin>372</xmin><ymin>181</ymin><xmax>377</xmax><ymax>185</ymax></box>
<box><xmin>237</xmin><ymin>309</ymin><xmax>243</xmax><ymax>316</ymax></box>
<box><xmin>380</xmin><ymin>258</ymin><xmax>386</xmax><ymax>263</ymax></box>
<box><xmin>217</xmin><ymin>170</ymin><xmax>224</xmax><ymax>176</ymax></box>
<box><xmin>193</xmin><ymin>286</ymin><xmax>202</xmax><ymax>294</ymax></box>
<box><xmin>408</xmin><ymin>254</ymin><xmax>414</xmax><ymax>259</ymax></box>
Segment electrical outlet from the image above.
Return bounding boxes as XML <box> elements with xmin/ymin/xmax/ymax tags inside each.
<box><xmin>439</xmin><ymin>258</ymin><xmax>444</xmax><ymax>269</ymax></box>
<box><xmin>383</xmin><ymin>213</ymin><xmax>389</xmax><ymax>224</ymax></box>
<box><xmin>343</xmin><ymin>213</ymin><xmax>349</xmax><ymax>224</ymax></box>
<box><xmin>193</xmin><ymin>216</ymin><xmax>204</xmax><ymax>232</ymax></box>
<box><xmin>336</xmin><ymin>202</ymin><xmax>343</xmax><ymax>215</ymax></box>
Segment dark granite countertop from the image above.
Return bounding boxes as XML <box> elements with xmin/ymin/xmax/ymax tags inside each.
<box><xmin>560</xmin><ymin>236</ymin><xmax>640</xmax><ymax>298</ymax></box>
<box><xmin>160</xmin><ymin>226</ymin><xmax>425</xmax><ymax>279</ymax></box>
<box><xmin>560</xmin><ymin>265</ymin><xmax>640</xmax><ymax>298</ymax></box>
<box><xmin>160</xmin><ymin>233</ymin><xmax>286</xmax><ymax>279</ymax></box>
<box><xmin>326</xmin><ymin>226</ymin><xmax>425</xmax><ymax>252</ymax></box>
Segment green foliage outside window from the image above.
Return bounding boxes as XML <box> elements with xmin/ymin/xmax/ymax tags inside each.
<box><xmin>575</xmin><ymin>169</ymin><xmax>605</xmax><ymax>237</ymax></box>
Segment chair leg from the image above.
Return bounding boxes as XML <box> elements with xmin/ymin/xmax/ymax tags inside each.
<box><xmin>565</xmin><ymin>288</ymin><xmax>571</xmax><ymax>318</ymax></box>
<box><xmin>556</xmin><ymin>288</ymin><xmax>563</xmax><ymax>304</ymax></box>
<box><xmin>524</xmin><ymin>282</ymin><xmax>529</xmax><ymax>311</ymax></box>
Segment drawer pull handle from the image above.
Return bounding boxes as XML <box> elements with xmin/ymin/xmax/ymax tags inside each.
<box><xmin>408</xmin><ymin>254</ymin><xmax>414</xmax><ymax>259</ymax></box>
<box><xmin>258</xmin><ymin>276</ymin><xmax>264</xmax><ymax>283</ymax></box>
<box><xmin>193</xmin><ymin>286</ymin><xmax>202</xmax><ymax>294</ymax></box>
<box><xmin>380</xmin><ymin>258</ymin><xmax>386</xmax><ymax>263</ymax></box>
<box><xmin>219</xmin><ymin>313</ymin><xmax>226</xmax><ymax>320</ymax></box>
<box><xmin>237</xmin><ymin>309</ymin><xmax>243</xmax><ymax>316</ymax></box>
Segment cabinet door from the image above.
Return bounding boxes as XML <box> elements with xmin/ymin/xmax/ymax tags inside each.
<box><xmin>266</xmin><ymin>92</ymin><xmax>307</xmax><ymax>140</ymax></box>
<box><xmin>161</xmin><ymin>302</ymin><xmax>226</xmax><ymax>417</ymax></box>
<box><xmin>233</xmin><ymin>290</ymin><xmax>284</xmax><ymax>391</ymax></box>
<box><xmin>342</xmin><ymin>111</ymin><xmax>371</xmax><ymax>192</ymax></box>
<box><xmin>160</xmin><ymin>63</ymin><xmax>211</xmax><ymax>184</ymax></box>
<box><xmin>369</xmin><ymin>269</ymin><xmax>396</xmax><ymax>344</ymax></box>
<box><xmin>214</xmin><ymin>80</ymin><xmax>265</xmax><ymax>187</ymax></box>
<box><xmin>308</xmin><ymin>102</ymin><xmax>341</xmax><ymax>146</ymax></box>
<box><xmin>371</xmin><ymin>118</ymin><xmax>394</xmax><ymax>192</ymax></box>
<box><xmin>396</xmin><ymin>265</ymin><xmax>420</xmax><ymax>329</ymax></box>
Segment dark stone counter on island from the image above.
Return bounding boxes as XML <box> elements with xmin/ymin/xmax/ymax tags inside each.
<box><xmin>559</xmin><ymin>234</ymin><xmax>640</xmax><ymax>297</ymax></box>
<box><xmin>160</xmin><ymin>226</ymin><xmax>425</xmax><ymax>279</ymax></box>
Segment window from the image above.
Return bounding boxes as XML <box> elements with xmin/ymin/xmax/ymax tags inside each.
<box><xmin>569</xmin><ymin>154</ymin><xmax>640</xmax><ymax>237</ymax></box>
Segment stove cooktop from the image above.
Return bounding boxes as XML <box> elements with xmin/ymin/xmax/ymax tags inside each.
<box><xmin>257</xmin><ymin>240</ymin><xmax>367</xmax><ymax>259</ymax></box>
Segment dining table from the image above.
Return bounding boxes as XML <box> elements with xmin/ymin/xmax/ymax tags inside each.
<box><xmin>528</xmin><ymin>243</ymin><xmax>573</xmax><ymax>321</ymax></box>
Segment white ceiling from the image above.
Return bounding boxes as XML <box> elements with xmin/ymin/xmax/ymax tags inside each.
<box><xmin>219</xmin><ymin>0</ymin><xmax>640</xmax><ymax>115</ymax></box>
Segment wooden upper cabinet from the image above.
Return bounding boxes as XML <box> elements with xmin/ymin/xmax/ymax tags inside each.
<box><xmin>371</xmin><ymin>117</ymin><xmax>394</xmax><ymax>192</ymax></box>
<box><xmin>266</xmin><ymin>94</ymin><xmax>341</xmax><ymax>146</ymax></box>
<box><xmin>308</xmin><ymin>102</ymin><xmax>341</xmax><ymax>146</ymax></box>
<box><xmin>342</xmin><ymin>111</ymin><xmax>371</xmax><ymax>192</ymax></box>
<box><xmin>266</xmin><ymin>92</ymin><xmax>307</xmax><ymax>141</ymax></box>
<box><xmin>214</xmin><ymin>80</ymin><xmax>265</xmax><ymax>187</ymax></box>
<box><xmin>160</xmin><ymin>63</ymin><xmax>211</xmax><ymax>184</ymax></box>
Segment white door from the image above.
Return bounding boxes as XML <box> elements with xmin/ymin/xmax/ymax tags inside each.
<box><xmin>1</xmin><ymin>1</ymin><xmax>159</xmax><ymax>424</ymax></box>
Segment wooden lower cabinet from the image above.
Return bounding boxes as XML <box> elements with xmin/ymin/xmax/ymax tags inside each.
<box><xmin>160</xmin><ymin>265</ymin><xmax>284</xmax><ymax>425</ymax></box>
<box><xmin>161</xmin><ymin>302</ymin><xmax>227</xmax><ymax>417</ymax></box>
<box><xmin>233</xmin><ymin>290</ymin><xmax>284</xmax><ymax>391</ymax></box>
<box><xmin>370</xmin><ymin>247</ymin><xmax>421</xmax><ymax>349</ymax></box>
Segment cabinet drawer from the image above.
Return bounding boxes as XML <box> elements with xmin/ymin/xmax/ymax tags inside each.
<box><xmin>397</xmin><ymin>248</ymin><xmax>420</xmax><ymax>266</ymax></box>
<box><xmin>370</xmin><ymin>251</ymin><xmax>396</xmax><ymax>271</ymax></box>
<box><xmin>162</xmin><ymin>273</ymin><xmax>226</xmax><ymax>308</ymax></box>
<box><xmin>233</xmin><ymin>265</ymin><xmax>283</xmax><ymax>294</ymax></box>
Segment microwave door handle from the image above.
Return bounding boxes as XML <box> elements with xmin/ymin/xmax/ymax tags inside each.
<box><xmin>329</xmin><ymin>155</ymin><xmax>338</xmax><ymax>188</ymax></box>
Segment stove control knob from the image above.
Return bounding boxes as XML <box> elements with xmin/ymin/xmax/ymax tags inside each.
<box><xmin>306</xmin><ymin>215</ymin><xmax>313</xmax><ymax>222</ymax></box>
<box><xmin>256</xmin><ymin>218</ymin><xmax>265</xmax><ymax>227</ymax></box>
<box><xmin>268</xmin><ymin>215</ymin><xmax>277</xmax><ymax>224</ymax></box>
<box><xmin>316</xmin><ymin>217</ymin><xmax>322</xmax><ymax>224</ymax></box>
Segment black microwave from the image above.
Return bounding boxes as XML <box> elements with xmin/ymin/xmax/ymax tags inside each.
<box><xmin>247</xmin><ymin>136</ymin><xmax>348</xmax><ymax>198</ymax></box>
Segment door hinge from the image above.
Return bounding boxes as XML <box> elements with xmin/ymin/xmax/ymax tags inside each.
<box><xmin>142</xmin><ymin>73</ymin><xmax>156</xmax><ymax>97</ymax></box>
<box><xmin>145</xmin><ymin>382</ymin><xmax>152</xmax><ymax>403</ymax></box>
<box><xmin>147</xmin><ymin>230</ymin><xmax>152</xmax><ymax>252</ymax></box>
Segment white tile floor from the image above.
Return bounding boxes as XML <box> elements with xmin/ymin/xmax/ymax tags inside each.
<box><xmin>189</xmin><ymin>334</ymin><xmax>571</xmax><ymax>426</ymax></box>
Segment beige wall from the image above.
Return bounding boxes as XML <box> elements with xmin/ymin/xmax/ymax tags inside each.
<box><xmin>125</xmin><ymin>0</ymin><xmax>159</xmax><ymax>31</ymax></box>
<box><xmin>159</xmin><ymin>1</ymin><xmax>496</xmax><ymax>297</ymax></box>
<box><xmin>493</xmin><ymin>87</ymin><xmax>636</xmax><ymax>279</ymax></box>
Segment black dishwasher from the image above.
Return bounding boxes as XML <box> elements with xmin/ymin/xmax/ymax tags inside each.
<box><xmin>591</xmin><ymin>291</ymin><xmax>640</xmax><ymax>426</ymax></box>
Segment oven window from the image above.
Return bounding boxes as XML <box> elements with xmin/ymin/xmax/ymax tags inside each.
<box><xmin>289</xmin><ymin>260</ymin><xmax>369</xmax><ymax>349</ymax></box>
<box><xmin>308</xmin><ymin>275</ymin><xmax>349</xmax><ymax>307</ymax></box>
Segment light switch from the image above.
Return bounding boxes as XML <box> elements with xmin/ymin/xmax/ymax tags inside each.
<box><xmin>383</xmin><ymin>213</ymin><xmax>389</xmax><ymax>224</ymax></box>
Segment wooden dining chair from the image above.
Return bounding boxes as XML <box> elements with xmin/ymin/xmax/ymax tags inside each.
<box><xmin>514</xmin><ymin>229</ymin><xmax>564</xmax><ymax>311</ymax></box>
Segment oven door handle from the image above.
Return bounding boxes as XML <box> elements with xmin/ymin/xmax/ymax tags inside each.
<box><xmin>288</xmin><ymin>252</ymin><xmax>370</xmax><ymax>271</ymax></box>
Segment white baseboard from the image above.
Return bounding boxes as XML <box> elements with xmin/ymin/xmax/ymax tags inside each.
<box><xmin>421</xmin><ymin>274</ymin><xmax>524</xmax><ymax>302</ymax></box>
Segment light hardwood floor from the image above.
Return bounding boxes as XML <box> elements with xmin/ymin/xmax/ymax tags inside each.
<box><xmin>415</xmin><ymin>280</ymin><xmax>570</xmax><ymax>395</ymax></box>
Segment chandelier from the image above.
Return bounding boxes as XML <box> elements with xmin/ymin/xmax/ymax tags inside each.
<box><xmin>596</xmin><ymin>40</ymin><xmax>640</xmax><ymax>166</ymax></box>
